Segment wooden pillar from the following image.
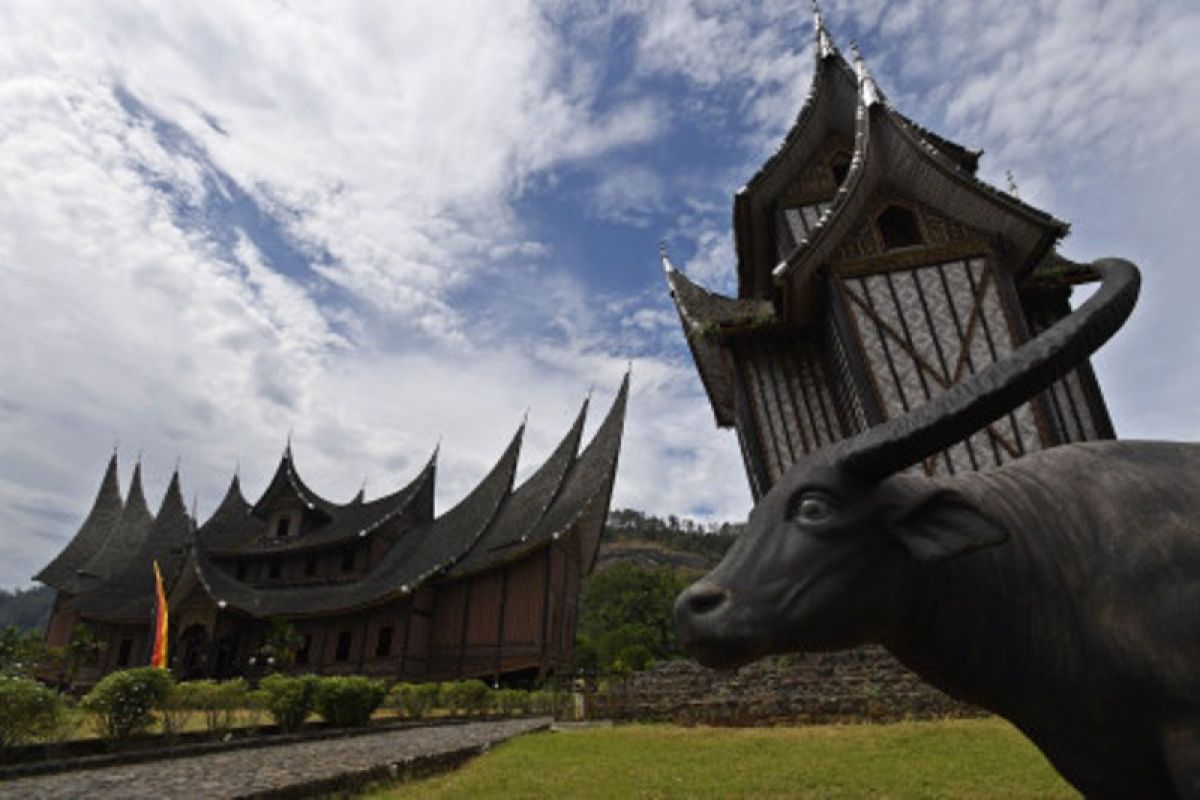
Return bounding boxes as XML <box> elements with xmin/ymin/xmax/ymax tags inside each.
<box><xmin>493</xmin><ymin>565</ymin><xmax>509</xmax><ymax>685</ymax></box>
<box><xmin>457</xmin><ymin>579</ymin><xmax>472</xmax><ymax>679</ymax></box>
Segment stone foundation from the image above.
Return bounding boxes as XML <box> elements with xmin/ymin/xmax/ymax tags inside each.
<box><xmin>593</xmin><ymin>646</ymin><xmax>982</xmax><ymax>725</ymax></box>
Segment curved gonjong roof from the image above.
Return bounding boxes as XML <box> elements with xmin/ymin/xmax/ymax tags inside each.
<box><xmin>189</xmin><ymin>378</ymin><xmax>628</xmax><ymax>618</ymax></box>
<box><xmin>72</xmin><ymin>470</ymin><xmax>192</xmax><ymax>622</ymax></box>
<box><xmin>199</xmin><ymin>450</ymin><xmax>437</xmax><ymax>557</ymax></box>
<box><xmin>72</xmin><ymin>460</ymin><xmax>155</xmax><ymax>589</ymax></box>
<box><xmin>663</xmin><ymin>255</ymin><xmax>774</xmax><ymax>426</ymax></box>
<box><xmin>769</xmin><ymin>49</ymin><xmax>1067</xmax><ymax>321</ymax></box>
<box><xmin>733</xmin><ymin>7</ymin><xmax>1060</xmax><ymax>310</ymax></box>
<box><xmin>34</xmin><ymin>452</ymin><xmax>124</xmax><ymax>593</ymax></box>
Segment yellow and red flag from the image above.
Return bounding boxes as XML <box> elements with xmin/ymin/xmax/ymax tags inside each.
<box><xmin>150</xmin><ymin>560</ymin><xmax>169</xmax><ymax>668</ymax></box>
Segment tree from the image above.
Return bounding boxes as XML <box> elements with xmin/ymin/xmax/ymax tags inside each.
<box><xmin>574</xmin><ymin>564</ymin><xmax>694</xmax><ymax>672</ymax></box>
<box><xmin>258</xmin><ymin>618</ymin><xmax>303</xmax><ymax>668</ymax></box>
<box><xmin>0</xmin><ymin>625</ymin><xmax>45</xmax><ymax>678</ymax></box>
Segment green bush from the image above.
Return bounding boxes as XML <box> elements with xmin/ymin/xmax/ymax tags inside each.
<box><xmin>260</xmin><ymin>673</ymin><xmax>320</xmax><ymax>733</ymax></box>
<box><xmin>441</xmin><ymin>679</ymin><xmax>491</xmax><ymax>716</ymax></box>
<box><xmin>174</xmin><ymin>679</ymin><xmax>248</xmax><ymax>736</ymax></box>
<box><xmin>388</xmin><ymin>681</ymin><xmax>440</xmax><ymax>718</ymax></box>
<box><xmin>0</xmin><ymin>676</ymin><xmax>64</xmax><ymax>746</ymax></box>
<box><xmin>81</xmin><ymin>667</ymin><xmax>174</xmax><ymax>742</ymax></box>
<box><xmin>314</xmin><ymin>676</ymin><xmax>387</xmax><ymax>728</ymax></box>
<box><xmin>496</xmin><ymin>688</ymin><xmax>528</xmax><ymax>715</ymax></box>
<box><xmin>243</xmin><ymin>688</ymin><xmax>269</xmax><ymax>732</ymax></box>
<box><xmin>529</xmin><ymin>689</ymin><xmax>558</xmax><ymax>715</ymax></box>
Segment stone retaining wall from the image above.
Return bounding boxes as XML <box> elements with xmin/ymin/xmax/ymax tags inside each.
<box><xmin>593</xmin><ymin>647</ymin><xmax>982</xmax><ymax>725</ymax></box>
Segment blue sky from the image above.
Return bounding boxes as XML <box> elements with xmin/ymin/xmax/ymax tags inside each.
<box><xmin>2</xmin><ymin>0</ymin><xmax>1198</xmax><ymax>588</ymax></box>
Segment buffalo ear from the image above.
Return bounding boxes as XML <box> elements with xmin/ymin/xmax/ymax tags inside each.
<box><xmin>888</xmin><ymin>489</ymin><xmax>1008</xmax><ymax>562</ymax></box>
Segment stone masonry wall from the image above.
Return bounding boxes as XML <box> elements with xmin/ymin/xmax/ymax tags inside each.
<box><xmin>592</xmin><ymin>646</ymin><xmax>982</xmax><ymax>726</ymax></box>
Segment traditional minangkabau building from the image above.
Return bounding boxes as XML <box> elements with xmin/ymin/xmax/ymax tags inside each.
<box><xmin>36</xmin><ymin>376</ymin><xmax>628</xmax><ymax>687</ymax></box>
<box><xmin>666</xmin><ymin>7</ymin><xmax>1113</xmax><ymax>500</ymax></box>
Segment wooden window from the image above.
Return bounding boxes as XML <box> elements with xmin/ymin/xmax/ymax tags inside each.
<box><xmin>268</xmin><ymin>559</ymin><xmax>281</xmax><ymax>580</ymax></box>
<box><xmin>304</xmin><ymin>555</ymin><xmax>318</xmax><ymax>577</ymax></box>
<box><xmin>334</xmin><ymin>631</ymin><xmax>352</xmax><ymax>662</ymax></box>
<box><xmin>375</xmin><ymin>626</ymin><xmax>393</xmax><ymax>658</ymax></box>
<box><xmin>877</xmin><ymin>205</ymin><xmax>923</xmax><ymax>250</ymax></box>
<box><xmin>115</xmin><ymin>638</ymin><xmax>133</xmax><ymax>667</ymax></box>
<box><xmin>340</xmin><ymin>548</ymin><xmax>355</xmax><ymax>573</ymax></box>
<box><xmin>275</xmin><ymin>517</ymin><xmax>291</xmax><ymax>538</ymax></box>
<box><xmin>295</xmin><ymin>634</ymin><xmax>312</xmax><ymax>665</ymax></box>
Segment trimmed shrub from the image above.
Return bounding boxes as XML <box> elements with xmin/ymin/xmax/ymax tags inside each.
<box><xmin>441</xmin><ymin>679</ymin><xmax>491</xmax><ymax>716</ymax></box>
<box><xmin>175</xmin><ymin>679</ymin><xmax>249</xmax><ymax>736</ymax></box>
<box><xmin>81</xmin><ymin>667</ymin><xmax>174</xmax><ymax>743</ymax></box>
<box><xmin>388</xmin><ymin>681</ymin><xmax>440</xmax><ymax>719</ymax></box>
<box><xmin>496</xmin><ymin>688</ymin><xmax>527</xmax><ymax>716</ymax></box>
<box><xmin>243</xmin><ymin>688</ymin><xmax>269</xmax><ymax>732</ymax></box>
<box><xmin>529</xmin><ymin>689</ymin><xmax>557</xmax><ymax>715</ymax></box>
<box><xmin>260</xmin><ymin>674</ymin><xmax>320</xmax><ymax>733</ymax></box>
<box><xmin>314</xmin><ymin>676</ymin><xmax>387</xmax><ymax>728</ymax></box>
<box><xmin>0</xmin><ymin>676</ymin><xmax>65</xmax><ymax>746</ymax></box>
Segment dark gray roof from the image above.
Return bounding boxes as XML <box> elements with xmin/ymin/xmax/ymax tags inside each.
<box><xmin>523</xmin><ymin>372</ymin><xmax>628</xmax><ymax>575</ymax></box>
<box><xmin>191</xmin><ymin>380</ymin><xmax>629</xmax><ymax>618</ymax></box>
<box><xmin>73</xmin><ymin>461</ymin><xmax>155</xmax><ymax>589</ymax></box>
<box><xmin>194</xmin><ymin>475</ymin><xmax>258</xmax><ymax>552</ymax></box>
<box><xmin>199</xmin><ymin>452</ymin><xmax>437</xmax><ymax>557</ymax></box>
<box><xmin>772</xmin><ymin>61</ymin><xmax>1068</xmax><ymax>320</ymax></box>
<box><xmin>734</xmin><ymin>17</ymin><xmax>1058</xmax><ymax>307</ymax></box>
<box><xmin>250</xmin><ymin>445</ymin><xmax>338</xmax><ymax>519</ymax></box>
<box><xmin>665</xmin><ymin>262</ymin><xmax>774</xmax><ymax>426</ymax></box>
<box><xmin>73</xmin><ymin>470</ymin><xmax>192</xmax><ymax>622</ymax></box>
<box><xmin>447</xmin><ymin>399</ymin><xmax>588</xmax><ymax>577</ymax></box>
<box><xmin>35</xmin><ymin>452</ymin><xmax>124</xmax><ymax>593</ymax></box>
<box><xmin>194</xmin><ymin>425</ymin><xmax>525</xmax><ymax>617</ymax></box>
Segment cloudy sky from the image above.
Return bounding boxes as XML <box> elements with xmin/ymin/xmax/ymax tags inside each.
<box><xmin>2</xmin><ymin>0</ymin><xmax>1198</xmax><ymax>589</ymax></box>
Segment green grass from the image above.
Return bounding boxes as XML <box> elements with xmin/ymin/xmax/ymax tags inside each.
<box><xmin>372</xmin><ymin>719</ymin><xmax>1077</xmax><ymax>799</ymax></box>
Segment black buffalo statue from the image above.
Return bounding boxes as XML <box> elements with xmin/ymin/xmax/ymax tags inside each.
<box><xmin>675</xmin><ymin>259</ymin><xmax>1200</xmax><ymax>797</ymax></box>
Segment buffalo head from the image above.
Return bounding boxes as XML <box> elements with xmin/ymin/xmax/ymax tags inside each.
<box><xmin>675</xmin><ymin>259</ymin><xmax>1140</xmax><ymax>669</ymax></box>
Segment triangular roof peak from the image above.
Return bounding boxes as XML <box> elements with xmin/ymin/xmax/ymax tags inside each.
<box><xmin>250</xmin><ymin>441</ymin><xmax>336</xmax><ymax>519</ymax></box>
<box><xmin>34</xmin><ymin>451</ymin><xmax>125</xmax><ymax>592</ymax></box>
<box><xmin>812</xmin><ymin>0</ymin><xmax>838</xmax><ymax>59</ymax></box>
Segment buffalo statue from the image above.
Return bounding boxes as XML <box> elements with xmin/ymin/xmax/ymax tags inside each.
<box><xmin>675</xmin><ymin>259</ymin><xmax>1200</xmax><ymax>797</ymax></box>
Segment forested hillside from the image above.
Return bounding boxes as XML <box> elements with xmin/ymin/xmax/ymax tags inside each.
<box><xmin>576</xmin><ymin>509</ymin><xmax>741</xmax><ymax>672</ymax></box>
<box><xmin>0</xmin><ymin>585</ymin><xmax>53</xmax><ymax>631</ymax></box>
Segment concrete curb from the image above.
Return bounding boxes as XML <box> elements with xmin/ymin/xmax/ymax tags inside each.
<box><xmin>0</xmin><ymin>715</ymin><xmax>538</xmax><ymax>782</ymax></box>
<box><xmin>235</xmin><ymin>722</ymin><xmax>550</xmax><ymax>800</ymax></box>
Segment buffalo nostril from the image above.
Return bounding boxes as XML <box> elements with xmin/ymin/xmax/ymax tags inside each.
<box><xmin>685</xmin><ymin>583</ymin><xmax>730</xmax><ymax>616</ymax></box>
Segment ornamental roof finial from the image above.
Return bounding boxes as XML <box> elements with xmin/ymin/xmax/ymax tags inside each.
<box><xmin>1006</xmin><ymin>170</ymin><xmax>1021</xmax><ymax>199</ymax></box>
<box><xmin>813</xmin><ymin>0</ymin><xmax>836</xmax><ymax>58</ymax></box>
<box><xmin>851</xmin><ymin>41</ymin><xmax>883</xmax><ymax>107</ymax></box>
<box><xmin>660</xmin><ymin>242</ymin><xmax>676</xmax><ymax>274</ymax></box>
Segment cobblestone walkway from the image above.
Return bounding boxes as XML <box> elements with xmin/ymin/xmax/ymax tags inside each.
<box><xmin>0</xmin><ymin>718</ymin><xmax>548</xmax><ymax>799</ymax></box>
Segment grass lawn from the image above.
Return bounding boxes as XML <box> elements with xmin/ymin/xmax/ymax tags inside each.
<box><xmin>372</xmin><ymin>719</ymin><xmax>1077</xmax><ymax>799</ymax></box>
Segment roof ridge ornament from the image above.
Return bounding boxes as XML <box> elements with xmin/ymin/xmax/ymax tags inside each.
<box><xmin>813</xmin><ymin>0</ymin><xmax>837</xmax><ymax>58</ymax></box>
<box><xmin>851</xmin><ymin>41</ymin><xmax>884</xmax><ymax>107</ymax></box>
<box><xmin>1006</xmin><ymin>170</ymin><xmax>1021</xmax><ymax>199</ymax></box>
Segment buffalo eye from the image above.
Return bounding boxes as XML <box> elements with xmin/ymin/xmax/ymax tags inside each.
<box><xmin>792</xmin><ymin>493</ymin><xmax>836</xmax><ymax>526</ymax></box>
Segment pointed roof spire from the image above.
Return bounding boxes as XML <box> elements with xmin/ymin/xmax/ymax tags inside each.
<box><xmin>34</xmin><ymin>451</ymin><xmax>126</xmax><ymax>591</ymax></box>
<box><xmin>660</xmin><ymin>242</ymin><xmax>676</xmax><ymax>275</ymax></box>
<box><xmin>813</xmin><ymin>0</ymin><xmax>837</xmax><ymax>58</ymax></box>
<box><xmin>851</xmin><ymin>41</ymin><xmax>883</xmax><ymax>106</ymax></box>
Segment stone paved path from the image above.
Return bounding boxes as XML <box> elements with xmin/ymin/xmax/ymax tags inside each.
<box><xmin>0</xmin><ymin>718</ymin><xmax>548</xmax><ymax>799</ymax></box>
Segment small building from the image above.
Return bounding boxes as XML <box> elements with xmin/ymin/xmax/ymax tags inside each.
<box><xmin>36</xmin><ymin>376</ymin><xmax>628</xmax><ymax>687</ymax></box>
<box><xmin>666</xmin><ymin>8</ymin><xmax>1113</xmax><ymax>499</ymax></box>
